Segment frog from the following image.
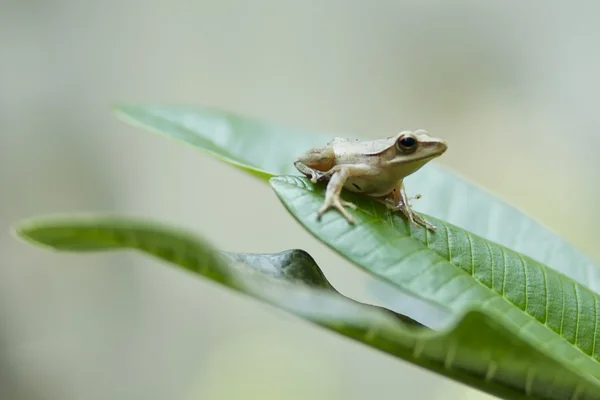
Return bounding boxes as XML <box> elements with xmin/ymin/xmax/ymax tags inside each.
<box><xmin>294</xmin><ymin>130</ymin><xmax>447</xmax><ymax>231</ymax></box>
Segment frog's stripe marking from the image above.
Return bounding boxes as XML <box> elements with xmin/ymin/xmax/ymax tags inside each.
<box><xmin>352</xmin><ymin>183</ymin><xmax>362</xmax><ymax>191</ymax></box>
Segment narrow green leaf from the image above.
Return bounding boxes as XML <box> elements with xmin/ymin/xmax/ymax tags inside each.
<box><xmin>114</xmin><ymin>105</ymin><xmax>600</xmax><ymax>294</ymax></box>
<box><xmin>115</xmin><ymin>105</ymin><xmax>309</xmax><ymax>181</ymax></box>
<box><xmin>16</xmin><ymin>214</ymin><xmax>232</xmax><ymax>285</ymax></box>
<box><xmin>13</xmin><ymin>215</ymin><xmax>600</xmax><ymax>400</ymax></box>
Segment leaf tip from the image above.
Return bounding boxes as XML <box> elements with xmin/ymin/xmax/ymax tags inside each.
<box><xmin>10</xmin><ymin>217</ymin><xmax>55</xmax><ymax>249</ymax></box>
<box><xmin>268</xmin><ymin>175</ymin><xmax>286</xmax><ymax>187</ymax></box>
<box><xmin>9</xmin><ymin>213</ymin><xmax>111</xmax><ymax>251</ymax></box>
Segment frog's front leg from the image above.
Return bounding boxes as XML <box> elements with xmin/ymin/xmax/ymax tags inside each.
<box><xmin>379</xmin><ymin>182</ymin><xmax>436</xmax><ymax>231</ymax></box>
<box><xmin>317</xmin><ymin>167</ymin><xmax>356</xmax><ymax>223</ymax></box>
<box><xmin>317</xmin><ymin>165</ymin><xmax>374</xmax><ymax>224</ymax></box>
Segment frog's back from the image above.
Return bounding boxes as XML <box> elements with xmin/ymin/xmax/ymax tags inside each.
<box><xmin>332</xmin><ymin>137</ymin><xmax>396</xmax><ymax>160</ymax></box>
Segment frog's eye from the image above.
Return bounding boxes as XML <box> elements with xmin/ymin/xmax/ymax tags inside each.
<box><xmin>396</xmin><ymin>134</ymin><xmax>418</xmax><ymax>153</ymax></box>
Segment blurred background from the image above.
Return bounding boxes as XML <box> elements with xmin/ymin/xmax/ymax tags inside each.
<box><xmin>1</xmin><ymin>1</ymin><xmax>599</xmax><ymax>399</ymax></box>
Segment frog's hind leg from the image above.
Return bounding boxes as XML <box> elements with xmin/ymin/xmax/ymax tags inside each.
<box><xmin>294</xmin><ymin>161</ymin><xmax>324</xmax><ymax>183</ymax></box>
<box><xmin>294</xmin><ymin>146</ymin><xmax>336</xmax><ymax>183</ymax></box>
<box><xmin>377</xmin><ymin>183</ymin><xmax>436</xmax><ymax>231</ymax></box>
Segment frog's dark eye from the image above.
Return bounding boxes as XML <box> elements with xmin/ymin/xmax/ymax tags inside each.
<box><xmin>396</xmin><ymin>134</ymin><xmax>418</xmax><ymax>153</ymax></box>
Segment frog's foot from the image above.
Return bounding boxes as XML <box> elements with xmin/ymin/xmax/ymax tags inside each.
<box><xmin>341</xmin><ymin>199</ymin><xmax>357</xmax><ymax>209</ymax></box>
<box><xmin>312</xmin><ymin>165</ymin><xmax>347</xmax><ymax>183</ymax></box>
<box><xmin>311</xmin><ymin>171</ymin><xmax>328</xmax><ymax>184</ymax></box>
<box><xmin>305</xmin><ymin>170</ymin><xmax>327</xmax><ymax>184</ymax></box>
<box><xmin>294</xmin><ymin>161</ymin><xmax>325</xmax><ymax>184</ymax></box>
<box><xmin>395</xmin><ymin>204</ymin><xmax>436</xmax><ymax>232</ymax></box>
<box><xmin>317</xmin><ymin>197</ymin><xmax>357</xmax><ymax>224</ymax></box>
<box><xmin>378</xmin><ymin>199</ymin><xmax>435</xmax><ymax>231</ymax></box>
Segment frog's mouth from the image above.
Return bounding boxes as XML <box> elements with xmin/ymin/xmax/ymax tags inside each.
<box><xmin>418</xmin><ymin>141</ymin><xmax>448</xmax><ymax>160</ymax></box>
<box><xmin>394</xmin><ymin>148</ymin><xmax>445</xmax><ymax>165</ymax></box>
<box><xmin>391</xmin><ymin>145</ymin><xmax>446</xmax><ymax>172</ymax></box>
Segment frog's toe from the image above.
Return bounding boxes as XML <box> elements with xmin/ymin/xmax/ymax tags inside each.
<box><xmin>316</xmin><ymin>204</ymin><xmax>329</xmax><ymax>219</ymax></box>
<box><xmin>316</xmin><ymin>198</ymin><xmax>356</xmax><ymax>224</ymax></box>
<box><xmin>341</xmin><ymin>199</ymin><xmax>357</xmax><ymax>209</ymax></box>
<box><xmin>415</xmin><ymin>215</ymin><xmax>437</xmax><ymax>231</ymax></box>
<box><xmin>404</xmin><ymin>210</ymin><xmax>437</xmax><ymax>232</ymax></box>
<box><xmin>333</xmin><ymin>201</ymin><xmax>356</xmax><ymax>223</ymax></box>
<box><xmin>425</xmin><ymin>222</ymin><xmax>437</xmax><ymax>231</ymax></box>
<box><xmin>317</xmin><ymin>203</ymin><xmax>335</xmax><ymax>219</ymax></box>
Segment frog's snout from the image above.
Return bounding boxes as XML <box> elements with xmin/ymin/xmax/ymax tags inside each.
<box><xmin>438</xmin><ymin>140</ymin><xmax>448</xmax><ymax>153</ymax></box>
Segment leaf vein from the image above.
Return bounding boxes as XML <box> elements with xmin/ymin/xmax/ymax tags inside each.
<box><xmin>559</xmin><ymin>275</ymin><xmax>567</xmax><ymax>337</ymax></box>
<box><xmin>466</xmin><ymin>232</ymin><xmax>475</xmax><ymax>278</ymax></box>
<box><xmin>574</xmin><ymin>281</ymin><xmax>580</xmax><ymax>346</ymax></box>
<box><xmin>483</xmin><ymin>239</ymin><xmax>495</xmax><ymax>293</ymax></box>
<box><xmin>518</xmin><ymin>253</ymin><xmax>529</xmax><ymax>313</ymax></box>
<box><xmin>500</xmin><ymin>246</ymin><xmax>508</xmax><ymax>298</ymax></box>
<box><xmin>542</xmin><ymin>265</ymin><xmax>549</xmax><ymax>325</ymax></box>
<box><xmin>593</xmin><ymin>294</ymin><xmax>598</xmax><ymax>358</ymax></box>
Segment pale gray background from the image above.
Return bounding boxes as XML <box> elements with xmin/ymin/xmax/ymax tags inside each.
<box><xmin>1</xmin><ymin>1</ymin><xmax>599</xmax><ymax>399</ymax></box>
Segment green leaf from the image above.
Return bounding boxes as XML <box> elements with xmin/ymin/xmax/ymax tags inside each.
<box><xmin>270</xmin><ymin>175</ymin><xmax>600</xmax><ymax>381</ymax></box>
<box><xmin>13</xmin><ymin>215</ymin><xmax>600</xmax><ymax>400</ymax></box>
<box><xmin>114</xmin><ymin>105</ymin><xmax>600</xmax><ymax>294</ymax></box>
<box><xmin>114</xmin><ymin>105</ymin><xmax>315</xmax><ymax>181</ymax></box>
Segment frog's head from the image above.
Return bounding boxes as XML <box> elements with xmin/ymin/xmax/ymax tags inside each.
<box><xmin>380</xmin><ymin>129</ymin><xmax>447</xmax><ymax>176</ymax></box>
<box><xmin>394</xmin><ymin>129</ymin><xmax>447</xmax><ymax>159</ymax></box>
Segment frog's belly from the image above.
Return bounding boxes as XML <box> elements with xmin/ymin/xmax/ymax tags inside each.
<box><xmin>343</xmin><ymin>176</ymin><xmax>397</xmax><ymax>198</ymax></box>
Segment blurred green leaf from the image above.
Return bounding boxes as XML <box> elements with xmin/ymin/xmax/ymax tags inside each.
<box><xmin>14</xmin><ymin>215</ymin><xmax>600</xmax><ymax>400</ymax></box>
<box><xmin>115</xmin><ymin>105</ymin><xmax>600</xmax><ymax>294</ymax></box>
